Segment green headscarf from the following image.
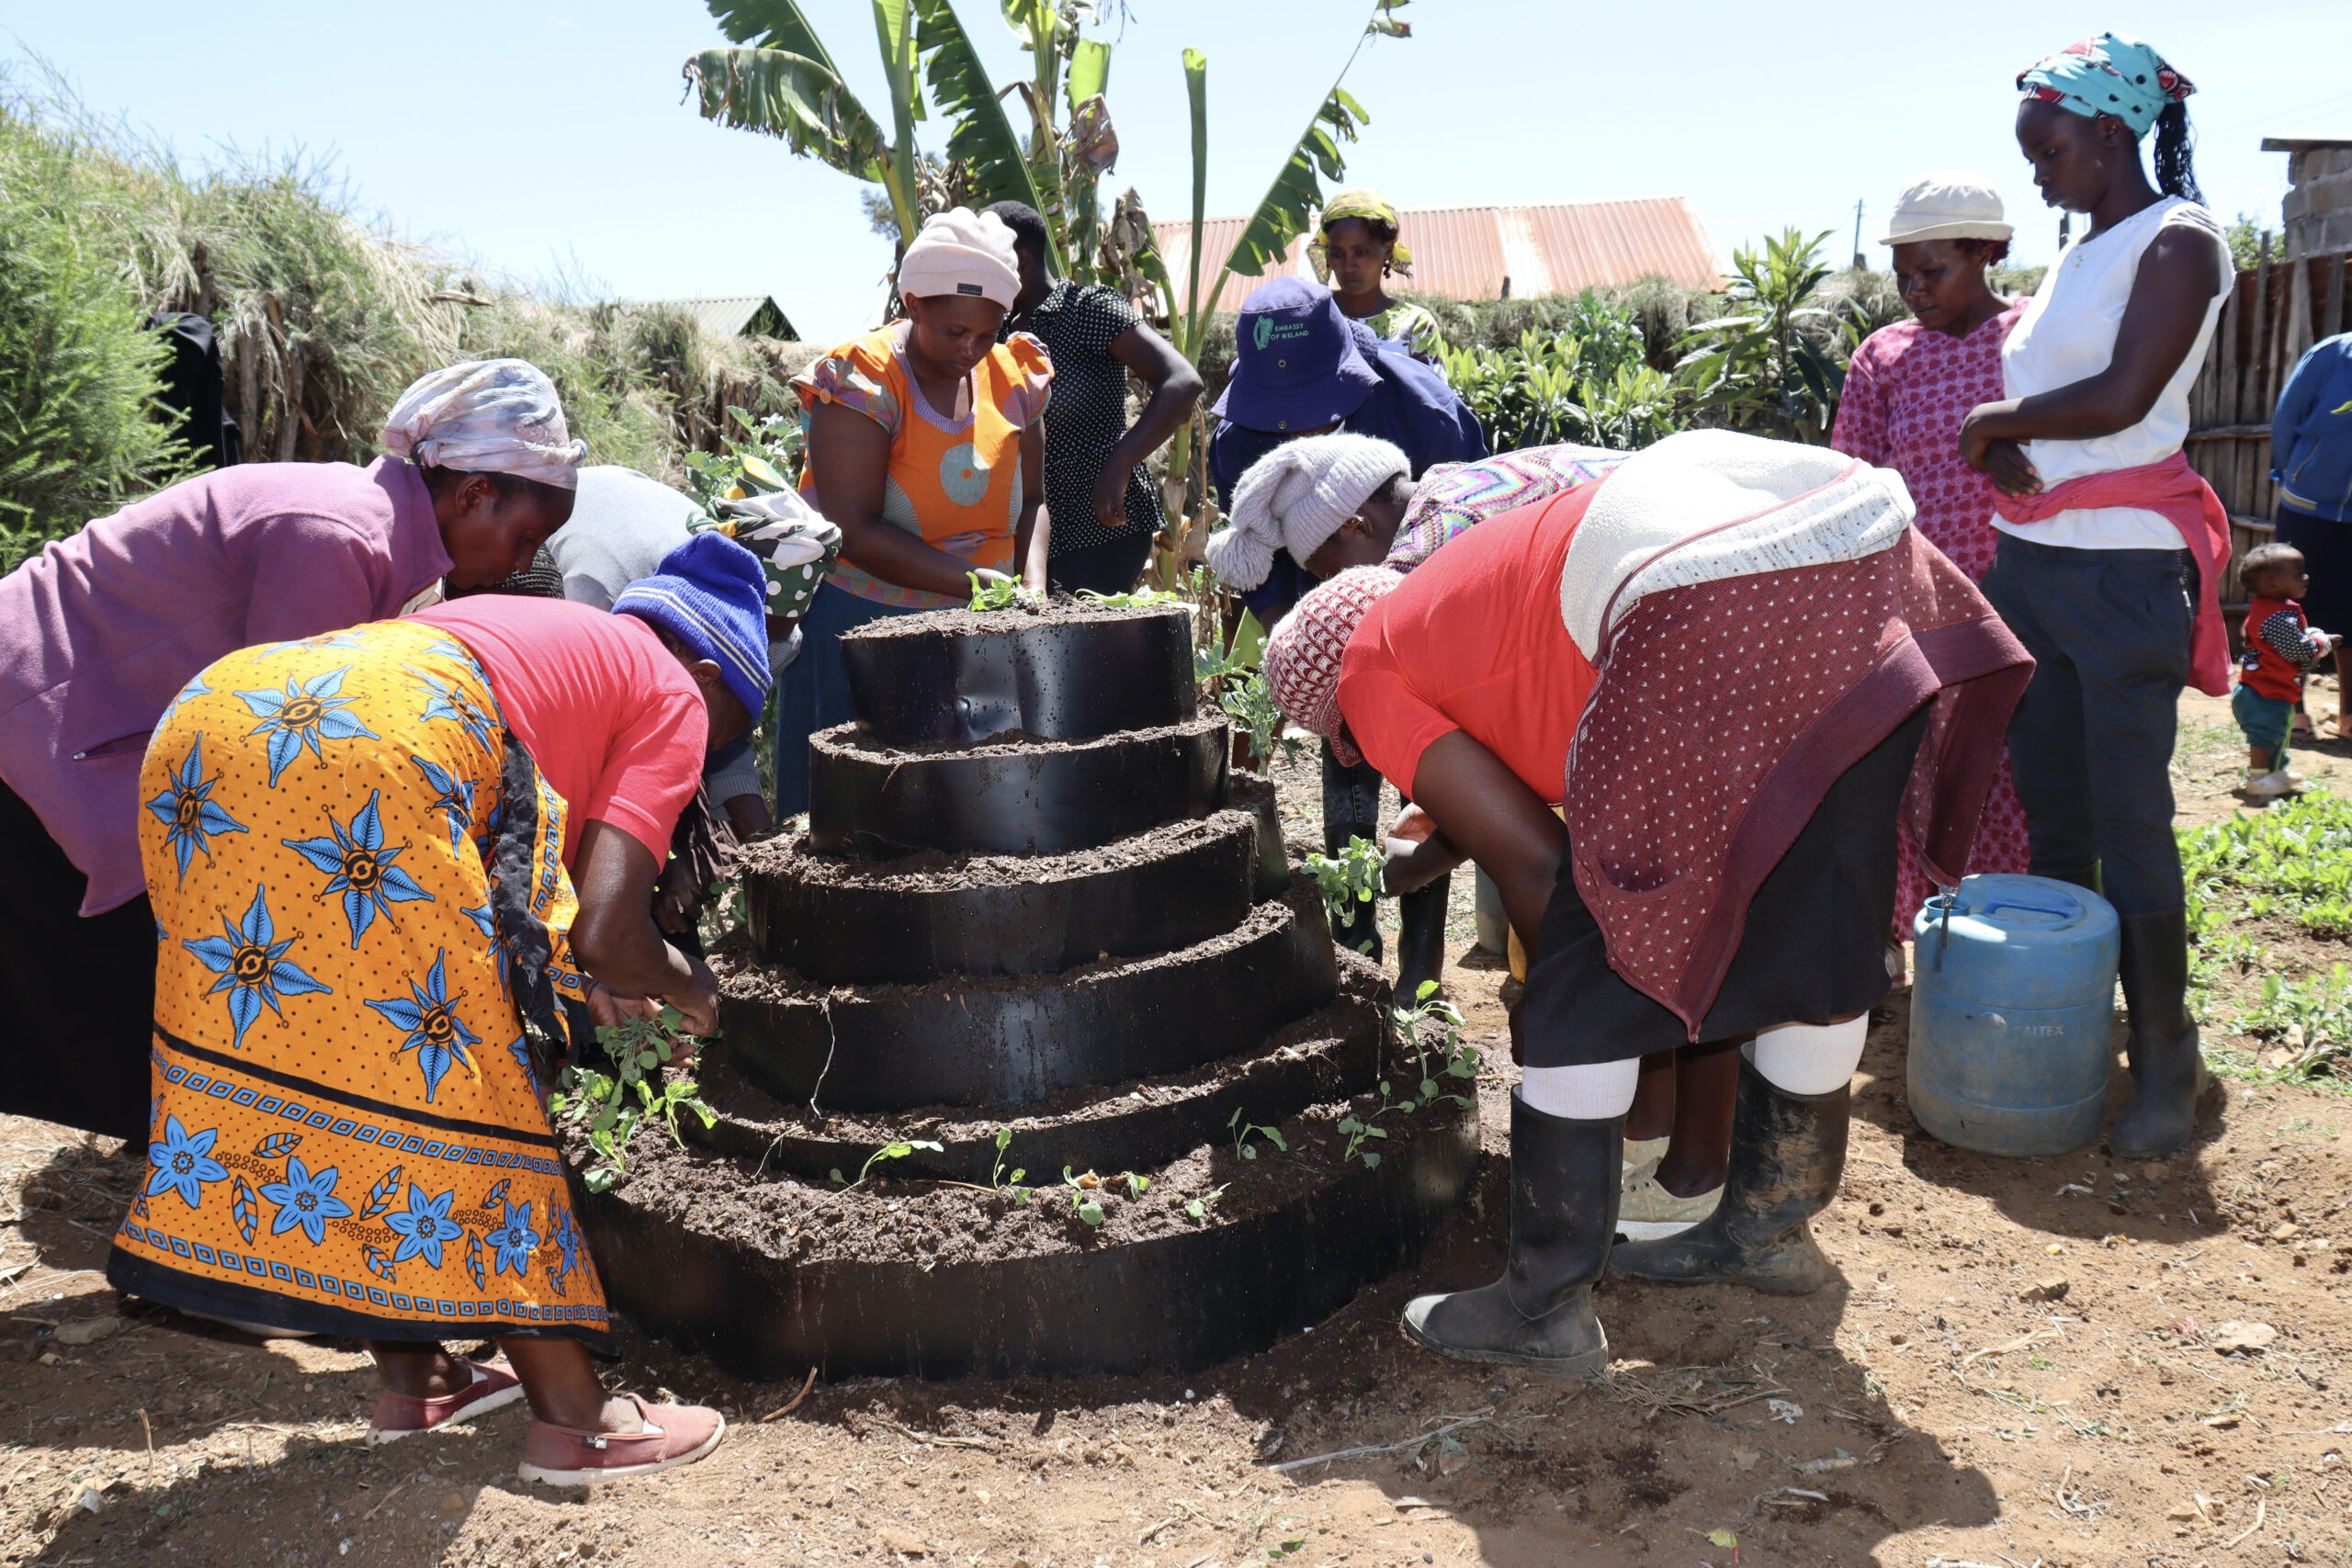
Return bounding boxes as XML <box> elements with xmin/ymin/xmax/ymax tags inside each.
<box><xmin>1315</xmin><ymin>187</ymin><xmax>1413</xmax><ymax>275</ymax></box>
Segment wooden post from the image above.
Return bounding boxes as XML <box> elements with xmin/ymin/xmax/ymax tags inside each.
<box><xmin>2326</xmin><ymin>251</ymin><xmax>2347</xmax><ymax>341</ymax></box>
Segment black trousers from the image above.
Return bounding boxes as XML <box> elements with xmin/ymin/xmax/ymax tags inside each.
<box><xmin>1521</xmin><ymin>705</ymin><xmax>1927</xmax><ymax>1067</ymax></box>
<box><xmin>1046</xmin><ymin>529</ymin><xmax>1158</xmax><ymax>598</ymax></box>
<box><xmin>1980</xmin><ymin>532</ymin><xmax>2193</xmax><ymax>918</ymax></box>
<box><xmin>0</xmin><ymin>777</ymin><xmax>153</xmax><ymax>1140</ymax></box>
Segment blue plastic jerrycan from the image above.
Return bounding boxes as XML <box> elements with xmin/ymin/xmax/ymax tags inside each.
<box><xmin>1907</xmin><ymin>873</ymin><xmax>2120</xmax><ymax>1157</ymax></box>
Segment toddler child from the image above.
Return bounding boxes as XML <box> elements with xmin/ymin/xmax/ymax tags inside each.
<box><xmin>2236</xmin><ymin>542</ymin><xmax>2336</xmax><ymax>797</ymax></box>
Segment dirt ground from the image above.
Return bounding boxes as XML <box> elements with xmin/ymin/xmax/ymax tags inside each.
<box><xmin>6</xmin><ymin>713</ymin><xmax>2352</xmax><ymax>1568</ymax></box>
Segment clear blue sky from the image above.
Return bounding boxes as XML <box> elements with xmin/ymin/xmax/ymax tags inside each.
<box><xmin>10</xmin><ymin>2</ymin><xmax>2352</xmax><ymax>345</ymax></box>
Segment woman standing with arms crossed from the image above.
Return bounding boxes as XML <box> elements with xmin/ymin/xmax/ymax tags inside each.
<box><xmin>1832</xmin><ymin>175</ymin><xmax>2033</xmax><ymax>936</ymax></box>
<box><xmin>1962</xmin><ymin>33</ymin><xmax>2235</xmax><ymax>1161</ymax></box>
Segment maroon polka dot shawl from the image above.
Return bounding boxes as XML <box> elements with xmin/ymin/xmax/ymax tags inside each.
<box><xmin>1563</xmin><ymin>530</ymin><xmax>2032</xmax><ymax>1035</ymax></box>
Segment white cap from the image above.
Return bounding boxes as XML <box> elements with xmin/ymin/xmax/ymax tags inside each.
<box><xmin>897</xmin><ymin>208</ymin><xmax>1022</xmax><ymax>310</ymax></box>
<box><xmin>1879</xmin><ymin>174</ymin><xmax>2012</xmax><ymax>246</ymax></box>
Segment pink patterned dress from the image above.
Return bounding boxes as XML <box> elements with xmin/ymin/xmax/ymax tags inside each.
<box><xmin>1831</xmin><ymin>304</ymin><xmax>2032</xmax><ymax>934</ymax></box>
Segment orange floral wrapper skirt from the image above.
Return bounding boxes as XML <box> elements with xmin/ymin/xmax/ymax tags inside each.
<box><xmin>106</xmin><ymin>620</ymin><xmax>611</xmax><ymax>1347</ymax></box>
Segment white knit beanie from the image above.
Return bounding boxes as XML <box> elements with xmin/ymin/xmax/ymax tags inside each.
<box><xmin>898</xmin><ymin>208</ymin><xmax>1022</xmax><ymax>310</ymax></box>
<box><xmin>1204</xmin><ymin>434</ymin><xmax>1411</xmax><ymax>591</ymax></box>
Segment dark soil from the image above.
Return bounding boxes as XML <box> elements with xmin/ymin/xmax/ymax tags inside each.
<box><xmin>693</xmin><ymin>956</ymin><xmax>1385</xmax><ymax>1151</ymax></box>
<box><xmin>839</xmin><ymin>600</ymin><xmax>1190</xmax><ymax>640</ymax></box>
<box><xmin>812</xmin><ymin>709</ymin><xmax>1217</xmax><ymax>760</ymax></box>
<box><xmin>743</xmin><ymin>807</ymin><xmax>1257</xmax><ymax>892</ymax></box>
<box><xmin>577</xmin><ymin>1072</ymin><xmax>1473</xmax><ymax>1270</ymax></box>
<box><xmin>710</xmin><ymin>874</ymin><xmax>1320</xmax><ymax>1005</ymax></box>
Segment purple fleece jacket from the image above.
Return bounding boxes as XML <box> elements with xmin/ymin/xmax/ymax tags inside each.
<box><xmin>0</xmin><ymin>457</ymin><xmax>451</xmax><ymax>914</ymax></box>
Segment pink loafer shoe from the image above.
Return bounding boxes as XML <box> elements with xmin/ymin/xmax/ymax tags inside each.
<box><xmin>366</xmin><ymin>1359</ymin><xmax>525</xmax><ymax>1447</ymax></box>
<box><xmin>517</xmin><ymin>1393</ymin><xmax>726</xmax><ymax>1486</ymax></box>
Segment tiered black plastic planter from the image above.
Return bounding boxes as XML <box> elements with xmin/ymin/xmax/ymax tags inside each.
<box><xmin>577</xmin><ymin>604</ymin><xmax>1478</xmax><ymax>1379</ymax></box>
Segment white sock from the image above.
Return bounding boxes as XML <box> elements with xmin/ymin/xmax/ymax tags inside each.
<box><xmin>1745</xmin><ymin>1016</ymin><xmax>1869</xmax><ymax>1097</ymax></box>
<box><xmin>1520</xmin><ymin>1058</ymin><xmax>1641</xmax><ymax>1120</ymax></box>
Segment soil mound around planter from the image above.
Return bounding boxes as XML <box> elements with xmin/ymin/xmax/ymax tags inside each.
<box><xmin>840</xmin><ymin>602</ymin><xmax>1193</xmax><ymax>746</ymax></box>
<box><xmin>712</xmin><ymin>879</ymin><xmax>1340</xmax><ymax>1111</ymax></box>
<box><xmin>807</xmin><ymin>714</ymin><xmax>1227</xmax><ymax>858</ymax></box>
<box><xmin>684</xmin><ymin>981</ymin><xmax>1385</xmax><ymax>1183</ymax></box>
<box><xmin>742</xmin><ymin>811</ymin><xmax>1260</xmax><ymax>985</ymax></box>
<box><xmin>573</xmin><ymin>1077</ymin><xmax>1477</xmax><ymax>1380</ymax></box>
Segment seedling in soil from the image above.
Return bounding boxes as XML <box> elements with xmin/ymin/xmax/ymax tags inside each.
<box><xmin>1228</xmin><ymin>1107</ymin><xmax>1287</xmax><ymax>1161</ymax></box>
<box><xmin>829</xmin><ymin>1139</ymin><xmax>946</xmax><ymax>1190</ymax></box>
<box><xmin>1336</xmin><ymin>987</ymin><xmax>1484</xmax><ymax>1168</ymax></box>
<box><xmin>989</xmin><ymin>1127</ymin><xmax>1026</xmax><ymax>1191</ymax></box>
<box><xmin>1076</xmin><ymin>587</ymin><xmax>1183</xmax><ymax>608</ymax></box>
<box><xmin>1185</xmin><ymin>1184</ymin><xmax>1228</xmax><ymax>1221</ymax></box>
<box><xmin>549</xmin><ymin>1008</ymin><xmax>716</xmax><ymax>1193</ymax></box>
<box><xmin>1061</xmin><ymin>1168</ymin><xmax>1107</xmax><ymax>1226</ymax></box>
<box><xmin>1304</xmin><ymin>837</ymin><xmax>1385</xmax><ymax>954</ymax></box>
<box><xmin>1194</xmin><ymin>618</ymin><xmax>1298</xmax><ymax>768</ymax></box>
<box><xmin>966</xmin><ymin>572</ymin><xmax>1038</xmax><ymax>612</ymax></box>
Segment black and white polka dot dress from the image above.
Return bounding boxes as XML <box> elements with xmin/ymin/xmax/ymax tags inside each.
<box><xmin>1020</xmin><ymin>279</ymin><xmax>1167</xmax><ymax>556</ymax></box>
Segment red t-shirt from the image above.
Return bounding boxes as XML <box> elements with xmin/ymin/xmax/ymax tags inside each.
<box><xmin>1337</xmin><ymin>484</ymin><xmax>1600</xmax><ymax>804</ymax></box>
<box><xmin>414</xmin><ymin>597</ymin><xmax>706</xmax><ymax>865</ymax></box>
<box><xmin>2240</xmin><ymin>593</ymin><xmax>2325</xmax><ymax>705</ymax></box>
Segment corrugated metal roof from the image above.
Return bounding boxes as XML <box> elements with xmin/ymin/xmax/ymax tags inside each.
<box><xmin>1148</xmin><ymin>199</ymin><xmax>1720</xmax><ymax>315</ymax></box>
<box><xmin>635</xmin><ymin>296</ymin><xmax>799</xmax><ymax>341</ymax></box>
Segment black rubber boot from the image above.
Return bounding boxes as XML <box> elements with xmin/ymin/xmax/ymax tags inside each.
<box><xmin>1395</xmin><ymin>872</ymin><xmax>1452</xmax><ymax>1006</ymax></box>
<box><xmin>1321</xmin><ymin>744</ymin><xmax>1384</xmax><ymax>964</ymax></box>
<box><xmin>1400</xmin><ymin>1091</ymin><xmax>1619</xmax><ymax>1378</ymax></box>
<box><xmin>2109</xmin><ymin>908</ymin><xmax>2210</xmax><ymax>1160</ymax></box>
<box><xmin>1608</xmin><ymin>1056</ymin><xmax>1847</xmax><ymax>1294</ymax></box>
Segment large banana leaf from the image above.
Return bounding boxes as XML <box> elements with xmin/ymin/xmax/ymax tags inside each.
<box><xmin>1181</xmin><ymin>47</ymin><xmax>1208</xmax><ymax>342</ymax></box>
<box><xmin>1221</xmin><ymin>85</ymin><xmax>1367</xmax><ymax>286</ymax></box>
<box><xmin>684</xmin><ymin>46</ymin><xmax>889</xmax><ymax>186</ymax></box>
<box><xmin>707</xmin><ymin>0</ymin><xmax>847</xmax><ymax>73</ymax></box>
<box><xmin>914</xmin><ymin>0</ymin><xmax>1059</xmax><ymax>268</ymax></box>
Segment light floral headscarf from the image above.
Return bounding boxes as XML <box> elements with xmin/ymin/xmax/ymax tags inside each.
<box><xmin>380</xmin><ymin>359</ymin><xmax>587</xmax><ymax>490</ymax></box>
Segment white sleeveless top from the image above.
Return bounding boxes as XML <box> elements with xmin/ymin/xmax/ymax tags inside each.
<box><xmin>1994</xmin><ymin>197</ymin><xmax>2231</xmax><ymax>551</ymax></box>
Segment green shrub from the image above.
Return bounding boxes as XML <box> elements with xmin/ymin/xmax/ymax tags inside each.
<box><xmin>0</xmin><ymin>105</ymin><xmax>190</xmax><ymax>570</ymax></box>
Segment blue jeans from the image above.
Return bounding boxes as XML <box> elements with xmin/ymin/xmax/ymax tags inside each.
<box><xmin>772</xmin><ymin>583</ymin><xmax>931</xmax><ymax>818</ymax></box>
<box><xmin>1980</xmin><ymin>532</ymin><xmax>2195</xmax><ymax>919</ymax></box>
<box><xmin>2232</xmin><ymin>684</ymin><xmax>2296</xmax><ymax>768</ymax></box>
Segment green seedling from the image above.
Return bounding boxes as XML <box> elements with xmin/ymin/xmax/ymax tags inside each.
<box><xmin>1060</xmin><ymin>1167</ymin><xmax>1106</xmax><ymax>1226</ymax></box>
<box><xmin>990</xmin><ymin>1126</ymin><xmax>1026</xmax><ymax>1191</ymax></box>
<box><xmin>1304</xmin><ymin>836</ymin><xmax>1385</xmax><ymax>953</ymax></box>
<box><xmin>1194</xmin><ymin>614</ymin><xmax>1297</xmax><ymax>768</ymax></box>
<box><xmin>1076</xmin><ymin>586</ymin><xmax>1184</xmax><ymax>608</ymax></box>
<box><xmin>1228</xmin><ymin>1107</ymin><xmax>1287</xmax><ymax>1161</ymax></box>
<box><xmin>549</xmin><ymin>1007</ymin><xmax>717</xmax><ymax>1193</ymax></box>
<box><xmin>828</xmin><ymin>1139</ymin><xmax>945</xmax><ymax>1189</ymax></box>
<box><xmin>1331</xmin><ymin>988</ymin><xmax>1485</xmax><ymax>1169</ymax></box>
<box><xmin>1184</xmin><ymin>1183</ymin><xmax>1228</xmax><ymax>1222</ymax></box>
<box><xmin>966</xmin><ymin>572</ymin><xmax>1036</xmax><ymax>612</ymax></box>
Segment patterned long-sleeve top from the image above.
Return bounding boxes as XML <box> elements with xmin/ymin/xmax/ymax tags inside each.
<box><xmin>2241</xmin><ymin>593</ymin><xmax>2331</xmax><ymax>703</ymax></box>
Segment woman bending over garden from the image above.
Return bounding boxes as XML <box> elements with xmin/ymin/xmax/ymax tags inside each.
<box><xmin>1267</xmin><ymin>432</ymin><xmax>2030</xmax><ymax>1375</ymax></box>
<box><xmin>108</xmin><ymin>536</ymin><xmax>772</xmax><ymax>1482</ymax></box>
<box><xmin>1960</xmin><ymin>31</ymin><xmax>2235</xmax><ymax>1161</ymax></box>
<box><xmin>0</xmin><ymin>360</ymin><xmax>581</xmax><ymax>1144</ymax></box>
<box><xmin>773</xmin><ymin>208</ymin><xmax>1053</xmax><ymax>818</ymax></box>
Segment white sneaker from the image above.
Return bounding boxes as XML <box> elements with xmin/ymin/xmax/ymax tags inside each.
<box><xmin>2245</xmin><ymin>770</ymin><xmax>2295</xmax><ymax>798</ymax></box>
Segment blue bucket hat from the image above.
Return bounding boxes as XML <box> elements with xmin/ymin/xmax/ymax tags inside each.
<box><xmin>612</xmin><ymin>533</ymin><xmax>773</xmax><ymax>716</ymax></box>
<box><xmin>1211</xmin><ymin>277</ymin><xmax>1380</xmax><ymax>434</ymax></box>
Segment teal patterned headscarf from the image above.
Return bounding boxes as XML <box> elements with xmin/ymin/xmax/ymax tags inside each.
<box><xmin>2018</xmin><ymin>32</ymin><xmax>2195</xmax><ymax>140</ymax></box>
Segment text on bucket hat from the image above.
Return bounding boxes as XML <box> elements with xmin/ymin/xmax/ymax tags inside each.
<box><xmin>1879</xmin><ymin>174</ymin><xmax>2012</xmax><ymax>246</ymax></box>
<box><xmin>1210</xmin><ymin>277</ymin><xmax>1378</xmax><ymax>434</ymax></box>
<box><xmin>1262</xmin><ymin>566</ymin><xmax>1406</xmax><ymax>768</ymax></box>
<box><xmin>380</xmin><ymin>358</ymin><xmax>587</xmax><ymax>490</ymax></box>
<box><xmin>897</xmin><ymin>208</ymin><xmax>1023</xmax><ymax>310</ymax></box>
<box><xmin>612</xmin><ymin>533</ymin><xmax>775</xmax><ymax>716</ymax></box>
<box><xmin>1206</xmin><ymin>434</ymin><xmax>1411</xmax><ymax>591</ymax></box>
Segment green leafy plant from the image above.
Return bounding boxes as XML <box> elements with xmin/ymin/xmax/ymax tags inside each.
<box><xmin>1194</xmin><ymin>611</ymin><xmax>1297</xmax><ymax>769</ymax></box>
<box><xmin>1673</xmin><ymin>227</ymin><xmax>1859</xmax><ymax>444</ymax></box>
<box><xmin>828</xmin><ymin>1137</ymin><xmax>946</xmax><ymax>1189</ymax></box>
<box><xmin>989</xmin><ymin>1126</ymin><xmax>1025</xmax><ymax>1191</ymax></box>
<box><xmin>967</xmin><ymin>571</ymin><xmax>1034</xmax><ymax>611</ymax></box>
<box><xmin>548</xmin><ymin>1008</ymin><xmax>718</xmax><ymax>1193</ymax></box>
<box><xmin>1305</xmin><ymin>836</ymin><xmax>1385</xmax><ymax>952</ymax></box>
<box><xmin>1336</xmin><ymin>983</ymin><xmax>1481</xmax><ymax>1169</ymax></box>
<box><xmin>1184</xmin><ymin>1182</ymin><xmax>1227</xmax><ymax>1221</ymax></box>
<box><xmin>1060</xmin><ymin>1166</ymin><xmax>1106</xmax><ymax>1226</ymax></box>
<box><xmin>1076</xmin><ymin>586</ymin><xmax>1184</xmax><ymax>608</ymax></box>
<box><xmin>1228</xmin><ymin>1108</ymin><xmax>1287</xmax><ymax>1161</ymax></box>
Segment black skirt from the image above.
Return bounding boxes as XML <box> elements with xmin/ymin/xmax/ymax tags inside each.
<box><xmin>0</xmin><ymin>776</ymin><xmax>154</xmax><ymax>1140</ymax></box>
<box><xmin>1521</xmin><ymin>704</ymin><xmax>1928</xmax><ymax>1067</ymax></box>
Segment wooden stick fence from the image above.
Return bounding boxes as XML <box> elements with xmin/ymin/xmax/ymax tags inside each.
<box><xmin>2186</xmin><ymin>238</ymin><xmax>2352</xmax><ymax>609</ymax></box>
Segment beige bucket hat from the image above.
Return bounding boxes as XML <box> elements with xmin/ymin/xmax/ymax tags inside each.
<box><xmin>1879</xmin><ymin>174</ymin><xmax>2013</xmax><ymax>246</ymax></box>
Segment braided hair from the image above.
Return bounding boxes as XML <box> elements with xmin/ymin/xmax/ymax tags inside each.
<box><xmin>2153</xmin><ymin>99</ymin><xmax>2203</xmax><ymax>205</ymax></box>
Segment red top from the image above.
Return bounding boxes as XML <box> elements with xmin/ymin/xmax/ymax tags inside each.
<box><xmin>1336</xmin><ymin>485</ymin><xmax>1600</xmax><ymax>804</ymax></box>
<box><xmin>415</xmin><ymin>598</ymin><xmax>706</xmax><ymax>865</ymax></box>
<box><xmin>2241</xmin><ymin>594</ymin><xmax>2325</xmax><ymax>704</ymax></box>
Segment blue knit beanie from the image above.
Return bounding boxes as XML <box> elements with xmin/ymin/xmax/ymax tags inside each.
<box><xmin>612</xmin><ymin>534</ymin><xmax>773</xmax><ymax>715</ymax></box>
